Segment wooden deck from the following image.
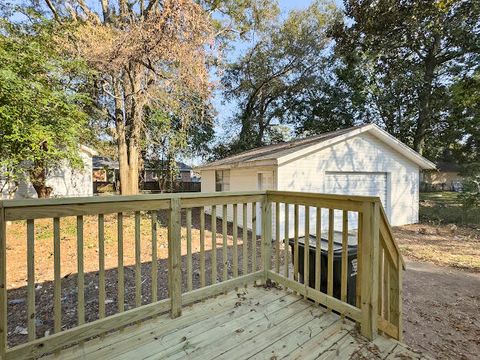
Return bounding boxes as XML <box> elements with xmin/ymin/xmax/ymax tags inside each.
<box><xmin>52</xmin><ymin>286</ymin><xmax>426</xmax><ymax>360</ymax></box>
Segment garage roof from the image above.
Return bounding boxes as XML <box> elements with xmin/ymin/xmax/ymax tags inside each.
<box><xmin>197</xmin><ymin>124</ymin><xmax>436</xmax><ymax>170</ymax></box>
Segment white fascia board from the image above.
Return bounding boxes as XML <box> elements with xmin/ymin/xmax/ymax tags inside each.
<box><xmin>195</xmin><ymin>159</ymin><xmax>277</xmax><ymax>172</ymax></box>
<box><xmin>368</xmin><ymin>125</ymin><xmax>436</xmax><ymax>170</ymax></box>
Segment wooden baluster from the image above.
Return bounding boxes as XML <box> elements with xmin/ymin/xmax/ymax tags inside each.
<box><xmin>304</xmin><ymin>206</ymin><xmax>310</xmax><ymax>297</ymax></box>
<box><xmin>360</xmin><ymin>201</ymin><xmax>380</xmax><ymax>340</ymax></box>
<box><xmin>222</xmin><ymin>204</ymin><xmax>228</xmax><ymax>282</ymax></box>
<box><xmin>53</xmin><ymin>217</ymin><xmax>61</xmax><ymax>333</ymax></box>
<box><xmin>327</xmin><ymin>209</ymin><xmax>334</xmax><ymax>307</ymax></box>
<box><xmin>27</xmin><ymin>219</ymin><xmax>35</xmax><ymax>340</ymax></box>
<box><xmin>252</xmin><ymin>201</ymin><xmax>257</xmax><ymax>272</ymax></box>
<box><xmin>135</xmin><ymin>211</ymin><xmax>141</xmax><ymax>307</ymax></box>
<box><xmin>262</xmin><ymin>199</ymin><xmax>272</xmax><ymax>278</ymax></box>
<box><xmin>378</xmin><ymin>247</ymin><xmax>384</xmax><ymax>321</ymax></box>
<box><xmin>383</xmin><ymin>255</ymin><xmax>390</xmax><ymax>322</ymax></box>
<box><xmin>275</xmin><ymin>202</ymin><xmax>280</xmax><ymax>273</ymax></box>
<box><xmin>341</xmin><ymin>210</ymin><xmax>348</xmax><ymax>307</ymax></box>
<box><xmin>98</xmin><ymin>214</ymin><xmax>106</xmax><ymax>319</ymax></box>
<box><xmin>293</xmin><ymin>204</ymin><xmax>299</xmax><ymax>282</ymax></box>
<box><xmin>117</xmin><ymin>213</ymin><xmax>125</xmax><ymax>313</ymax></box>
<box><xmin>315</xmin><ymin>207</ymin><xmax>321</xmax><ymax>304</ymax></box>
<box><xmin>284</xmin><ymin>204</ymin><xmax>289</xmax><ymax>278</ymax></box>
<box><xmin>0</xmin><ymin>205</ymin><xmax>6</xmax><ymax>359</ymax></box>
<box><xmin>186</xmin><ymin>208</ymin><xmax>193</xmax><ymax>292</ymax></box>
<box><xmin>356</xmin><ymin>212</ymin><xmax>363</xmax><ymax>308</ymax></box>
<box><xmin>200</xmin><ymin>207</ymin><xmax>206</xmax><ymax>288</ymax></box>
<box><xmin>211</xmin><ymin>205</ymin><xmax>217</xmax><ymax>284</ymax></box>
<box><xmin>151</xmin><ymin>211</ymin><xmax>158</xmax><ymax>302</ymax></box>
<box><xmin>232</xmin><ymin>204</ymin><xmax>238</xmax><ymax>278</ymax></box>
<box><xmin>168</xmin><ymin>198</ymin><xmax>182</xmax><ymax>318</ymax></box>
<box><xmin>242</xmin><ymin>203</ymin><xmax>248</xmax><ymax>276</ymax></box>
<box><xmin>77</xmin><ymin>216</ymin><xmax>85</xmax><ymax>325</ymax></box>
<box><xmin>390</xmin><ymin>253</ymin><xmax>403</xmax><ymax>341</ymax></box>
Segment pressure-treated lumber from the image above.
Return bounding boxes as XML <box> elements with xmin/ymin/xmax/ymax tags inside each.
<box><xmin>360</xmin><ymin>201</ymin><xmax>380</xmax><ymax>340</ymax></box>
<box><xmin>117</xmin><ymin>212</ymin><xmax>124</xmax><ymax>313</ymax></box>
<box><xmin>168</xmin><ymin>198</ymin><xmax>182</xmax><ymax>318</ymax></box>
<box><xmin>77</xmin><ymin>216</ymin><xmax>85</xmax><ymax>324</ymax></box>
<box><xmin>211</xmin><ymin>205</ymin><xmax>217</xmax><ymax>284</ymax></box>
<box><xmin>186</xmin><ymin>208</ymin><xmax>192</xmax><ymax>292</ymax></box>
<box><xmin>26</xmin><ymin>219</ymin><xmax>35</xmax><ymax>341</ymax></box>
<box><xmin>134</xmin><ymin>211</ymin><xmax>141</xmax><ymax>307</ymax></box>
<box><xmin>53</xmin><ymin>217</ymin><xmax>61</xmax><ymax>334</ymax></box>
<box><xmin>151</xmin><ymin>211</ymin><xmax>158</xmax><ymax>302</ymax></box>
<box><xmin>200</xmin><ymin>207</ymin><xmax>206</xmax><ymax>288</ymax></box>
<box><xmin>98</xmin><ymin>214</ymin><xmax>106</xmax><ymax>319</ymax></box>
<box><xmin>232</xmin><ymin>204</ymin><xmax>238</xmax><ymax>278</ymax></box>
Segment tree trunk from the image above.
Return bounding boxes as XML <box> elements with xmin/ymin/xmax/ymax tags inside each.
<box><xmin>30</xmin><ymin>165</ymin><xmax>52</xmax><ymax>198</ymax></box>
<box><xmin>413</xmin><ymin>36</ymin><xmax>440</xmax><ymax>155</ymax></box>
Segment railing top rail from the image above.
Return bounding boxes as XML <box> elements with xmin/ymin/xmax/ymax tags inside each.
<box><xmin>0</xmin><ymin>191</ymin><xmax>267</xmax><ymax>208</ymax></box>
<box><xmin>267</xmin><ymin>190</ymin><xmax>381</xmax><ymax>203</ymax></box>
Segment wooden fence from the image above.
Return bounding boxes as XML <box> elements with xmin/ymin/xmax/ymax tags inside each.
<box><xmin>0</xmin><ymin>191</ymin><xmax>404</xmax><ymax>359</ymax></box>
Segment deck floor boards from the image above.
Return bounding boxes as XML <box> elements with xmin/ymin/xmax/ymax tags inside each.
<box><xmin>49</xmin><ymin>286</ymin><xmax>429</xmax><ymax>360</ymax></box>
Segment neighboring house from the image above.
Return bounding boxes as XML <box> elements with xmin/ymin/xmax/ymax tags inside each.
<box><xmin>143</xmin><ymin>161</ymin><xmax>194</xmax><ymax>183</ymax></box>
<box><xmin>92</xmin><ymin>157</ymin><xmax>198</xmax><ymax>193</ymax></box>
<box><xmin>421</xmin><ymin>161</ymin><xmax>463</xmax><ymax>191</ymax></box>
<box><xmin>196</xmin><ymin>124</ymin><xmax>435</xmax><ymax>235</ymax></box>
<box><xmin>1</xmin><ymin>145</ymin><xmax>97</xmax><ymax>199</ymax></box>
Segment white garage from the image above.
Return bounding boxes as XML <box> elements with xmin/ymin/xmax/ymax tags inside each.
<box><xmin>197</xmin><ymin>124</ymin><xmax>435</xmax><ymax>232</ymax></box>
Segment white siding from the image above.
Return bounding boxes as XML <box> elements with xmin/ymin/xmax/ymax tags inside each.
<box><xmin>200</xmin><ymin>167</ymin><xmax>275</xmax><ymax>235</ymax></box>
<box><xmin>1</xmin><ymin>151</ymin><xmax>94</xmax><ymax>199</ymax></box>
<box><xmin>277</xmin><ymin>133</ymin><xmax>420</xmax><ymax>232</ymax></box>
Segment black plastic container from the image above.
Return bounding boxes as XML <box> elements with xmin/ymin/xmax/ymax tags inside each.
<box><xmin>288</xmin><ymin>235</ymin><xmax>358</xmax><ymax>305</ymax></box>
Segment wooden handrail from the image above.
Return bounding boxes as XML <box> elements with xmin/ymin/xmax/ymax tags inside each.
<box><xmin>0</xmin><ymin>190</ymin><xmax>405</xmax><ymax>359</ymax></box>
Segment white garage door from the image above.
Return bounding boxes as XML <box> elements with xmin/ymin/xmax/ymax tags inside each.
<box><xmin>324</xmin><ymin>172</ymin><xmax>388</xmax><ymax>211</ymax></box>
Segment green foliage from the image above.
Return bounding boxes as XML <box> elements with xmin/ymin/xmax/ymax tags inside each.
<box><xmin>330</xmin><ymin>0</ymin><xmax>480</xmax><ymax>157</ymax></box>
<box><xmin>217</xmin><ymin>1</ymin><xmax>340</xmax><ymax>157</ymax></box>
<box><xmin>459</xmin><ymin>163</ymin><xmax>480</xmax><ymax>211</ymax></box>
<box><xmin>0</xmin><ymin>16</ymin><xmax>90</xmax><ymax>196</ymax></box>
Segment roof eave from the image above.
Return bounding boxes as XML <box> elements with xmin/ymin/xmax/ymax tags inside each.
<box><xmin>195</xmin><ymin>158</ymin><xmax>277</xmax><ymax>171</ymax></box>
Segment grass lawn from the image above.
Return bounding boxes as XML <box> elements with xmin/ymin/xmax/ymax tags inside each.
<box><xmin>419</xmin><ymin>191</ymin><xmax>480</xmax><ymax>225</ymax></box>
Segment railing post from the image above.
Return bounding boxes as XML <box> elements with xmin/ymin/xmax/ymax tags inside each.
<box><xmin>360</xmin><ymin>200</ymin><xmax>379</xmax><ymax>340</ymax></box>
<box><xmin>262</xmin><ymin>195</ymin><xmax>272</xmax><ymax>282</ymax></box>
<box><xmin>168</xmin><ymin>197</ymin><xmax>182</xmax><ymax>318</ymax></box>
<box><xmin>0</xmin><ymin>203</ymin><xmax>6</xmax><ymax>360</ymax></box>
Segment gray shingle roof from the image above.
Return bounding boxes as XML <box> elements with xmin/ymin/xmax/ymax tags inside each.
<box><xmin>200</xmin><ymin>125</ymin><xmax>367</xmax><ymax>169</ymax></box>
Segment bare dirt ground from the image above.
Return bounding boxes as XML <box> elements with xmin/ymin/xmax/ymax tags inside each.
<box><xmin>394</xmin><ymin>223</ymin><xmax>480</xmax><ymax>272</ymax></box>
<box><xmin>403</xmin><ymin>260</ymin><xmax>480</xmax><ymax>360</ymax></box>
<box><xmin>5</xmin><ymin>210</ymin><xmax>266</xmax><ymax>347</ymax></box>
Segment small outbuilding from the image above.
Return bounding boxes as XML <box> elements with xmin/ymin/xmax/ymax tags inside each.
<box><xmin>1</xmin><ymin>145</ymin><xmax>97</xmax><ymax>199</ymax></box>
<box><xmin>197</xmin><ymin>124</ymin><xmax>435</xmax><ymax>231</ymax></box>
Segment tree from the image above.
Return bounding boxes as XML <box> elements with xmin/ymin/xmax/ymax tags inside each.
<box><xmin>38</xmin><ymin>0</ymin><xmax>278</xmax><ymax>195</ymax></box>
<box><xmin>218</xmin><ymin>1</ymin><xmax>340</xmax><ymax>155</ymax></box>
<box><xmin>331</xmin><ymin>0</ymin><xmax>480</xmax><ymax>155</ymax></box>
<box><xmin>0</xmin><ymin>17</ymin><xmax>89</xmax><ymax>198</ymax></box>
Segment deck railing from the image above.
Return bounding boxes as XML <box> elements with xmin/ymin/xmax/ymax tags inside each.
<box><xmin>0</xmin><ymin>190</ymin><xmax>404</xmax><ymax>360</ymax></box>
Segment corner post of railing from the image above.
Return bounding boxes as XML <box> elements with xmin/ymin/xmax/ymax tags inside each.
<box><xmin>168</xmin><ymin>197</ymin><xmax>182</xmax><ymax>318</ymax></box>
<box><xmin>360</xmin><ymin>199</ymin><xmax>380</xmax><ymax>340</ymax></box>
<box><xmin>0</xmin><ymin>203</ymin><xmax>7</xmax><ymax>360</ymax></box>
<box><xmin>262</xmin><ymin>193</ymin><xmax>272</xmax><ymax>282</ymax></box>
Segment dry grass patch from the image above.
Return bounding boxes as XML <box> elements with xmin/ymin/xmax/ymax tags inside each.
<box><xmin>393</xmin><ymin>223</ymin><xmax>480</xmax><ymax>272</ymax></box>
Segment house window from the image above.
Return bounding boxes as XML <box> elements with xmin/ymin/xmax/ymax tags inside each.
<box><xmin>215</xmin><ymin>170</ymin><xmax>230</xmax><ymax>192</ymax></box>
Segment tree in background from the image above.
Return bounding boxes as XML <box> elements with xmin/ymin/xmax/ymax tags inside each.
<box><xmin>217</xmin><ymin>1</ymin><xmax>340</xmax><ymax>157</ymax></box>
<box><xmin>37</xmin><ymin>0</ymin><xmax>278</xmax><ymax>195</ymax></box>
<box><xmin>331</xmin><ymin>0</ymin><xmax>480</xmax><ymax>156</ymax></box>
<box><xmin>0</xmin><ymin>16</ymin><xmax>89</xmax><ymax>198</ymax></box>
